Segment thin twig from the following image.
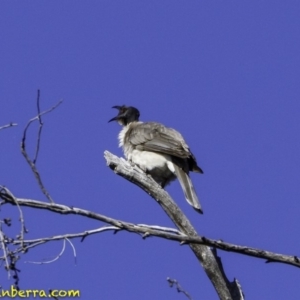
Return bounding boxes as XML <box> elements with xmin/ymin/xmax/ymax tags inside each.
<box><xmin>167</xmin><ymin>278</ymin><xmax>193</xmax><ymax>300</ymax></box>
<box><xmin>65</xmin><ymin>238</ymin><xmax>76</xmax><ymax>265</ymax></box>
<box><xmin>0</xmin><ymin>224</ymin><xmax>10</xmax><ymax>279</ymax></box>
<box><xmin>21</xmin><ymin>90</ymin><xmax>63</xmax><ymax>203</ymax></box>
<box><xmin>33</xmin><ymin>90</ymin><xmax>42</xmax><ymax>164</ymax></box>
<box><xmin>14</xmin><ymin>226</ymin><xmax>119</xmax><ymax>250</ymax></box>
<box><xmin>0</xmin><ymin>123</ymin><xmax>17</xmax><ymax>131</ymax></box>
<box><xmin>2</xmin><ymin>187</ymin><xmax>27</xmax><ymax>250</ymax></box>
<box><xmin>9</xmin><ymin>226</ymin><xmax>121</xmax><ymax>255</ymax></box>
<box><xmin>26</xmin><ymin>239</ymin><xmax>66</xmax><ymax>265</ymax></box>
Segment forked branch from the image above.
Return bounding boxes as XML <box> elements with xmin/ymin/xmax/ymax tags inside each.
<box><xmin>21</xmin><ymin>90</ymin><xmax>63</xmax><ymax>203</ymax></box>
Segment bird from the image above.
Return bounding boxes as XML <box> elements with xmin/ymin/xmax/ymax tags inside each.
<box><xmin>109</xmin><ymin>105</ymin><xmax>204</xmax><ymax>213</ymax></box>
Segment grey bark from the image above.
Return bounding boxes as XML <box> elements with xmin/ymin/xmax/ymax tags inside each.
<box><xmin>104</xmin><ymin>151</ymin><xmax>244</xmax><ymax>300</ymax></box>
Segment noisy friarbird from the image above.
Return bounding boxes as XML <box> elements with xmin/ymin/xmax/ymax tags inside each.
<box><xmin>109</xmin><ymin>105</ymin><xmax>204</xmax><ymax>213</ymax></box>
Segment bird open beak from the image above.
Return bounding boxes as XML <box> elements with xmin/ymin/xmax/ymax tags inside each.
<box><xmin>108</xmin><ymin>106</ymin><xmax>125</xmax><ymax>123</ymax></box>
<box><xmin>108</xmin><ymin>116</ymin><xmax>119</xmax><ymax>123</ymax></box>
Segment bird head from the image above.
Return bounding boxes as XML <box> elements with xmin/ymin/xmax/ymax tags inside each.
<box><xmin>108</xmin><ymin>105</ymin><xmax>140</xmax><ymax>126</ymax></box>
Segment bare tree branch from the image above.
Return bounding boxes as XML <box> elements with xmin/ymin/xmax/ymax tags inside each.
<box><xmin>0</xmin><ymin>123</ymin><xmax>17</xmax><ymax>131</ymax></box>
<box><xmin>104</xmin><ymin>151</ymin><xmax>241</xmax><ymax>300</ymax></box>
<box><xmin>21</xmin><ymin>90</ymin><xmax>63</xmax><ymax>204</ymax></box>
<box><xmin>3</xmin><ymin>188</ymin><xmax>27</xmax><ymax>250</ymax></box>
<box><xmin>0</xmin><ymin>219</ymin><xmax>21</xmax><ymax>289</ymax></box>
<box><xmin>0</xmin><ymin>223</ymin><xmax>11</xmax><ymax>279</ymax></box>
<box><xmin>0</xmin><ymin>186</ymin><xmax>299</xmax><ymax>271</ymax></box>
<box><xmin>12</xmin><ymin>226</ymin><xmax>121</xmax><ymax>254</ymax></box>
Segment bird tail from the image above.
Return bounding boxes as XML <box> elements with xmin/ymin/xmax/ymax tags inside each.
<box><xmin>174</xmin><ymin>165</ymin><xmax>203</xmax><ymax>214</ymax></box>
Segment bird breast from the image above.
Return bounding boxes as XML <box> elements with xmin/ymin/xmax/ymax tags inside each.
<box><xmin>129</xmin><ymin>150</ymin><xmax>176</xmax><ymax>186</ymax></box>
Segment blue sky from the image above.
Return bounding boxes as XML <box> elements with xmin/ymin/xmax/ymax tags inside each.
<box><xmin>1</xmin><ymin>1</ymin><xmax>300</xmax><ymax>299</ymax></box>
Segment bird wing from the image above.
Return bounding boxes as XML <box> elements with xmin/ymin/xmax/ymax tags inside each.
<box><xmin>128</xmin><ymin>122</ymin><xmax>191</xmax><ymax>158</ymax></box>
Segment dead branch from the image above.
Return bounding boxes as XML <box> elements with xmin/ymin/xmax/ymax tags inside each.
<box><xmin>25</xmin><ymin>237</ymin><xmax>77</xmax><ymax>266</ymax></box>
<box><xmin>21</xmin><ymin>90</ymin><xmax>63</xmax><ymax>203</ymax></box>
<box><xmin>0</xmin><ymin>220</ymin><xmax>21</xmax><ymax>289</ymax></box>
<box><xmin>0</xmin><ymin>123</ymin><xmax>17</xmax><ymax>131</ymax></box>
<box><xmin>0</xmin><ymin>186</ymin><xmax>299</xmax><ymax>270</ymax></box>
<box><xmin>26</xmin><ymin>239</ymin><xmax>67</xmax><ymax>265</ymax></box>
<box><xmin>104</xmin><ymin>151</ymin><xmax>242</xmax><ymax>300</ymax></box>
<box><xmin>3</xmin><ymin>188</ymin><xmax>27</xmax><ymax>250</ymax></box>
<box><xmin>0</xmin><ymin>223</ymin><xmax>11</xmax><ymax>278</ymax></box>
